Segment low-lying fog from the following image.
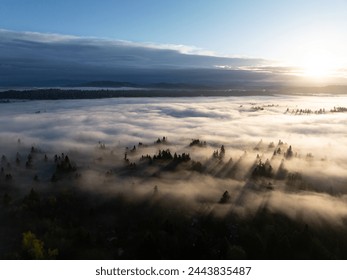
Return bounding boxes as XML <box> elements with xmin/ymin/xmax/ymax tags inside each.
<box><xmin>1</xmin><ymin>94</ymin><xmax>347</xmax><ymax>228</ymax></box>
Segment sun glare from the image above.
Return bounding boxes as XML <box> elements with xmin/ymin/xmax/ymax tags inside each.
<box><xmin>299</xmin><ymin>50</ymin><xmax>339</xmax><ymax>78</ymax></box>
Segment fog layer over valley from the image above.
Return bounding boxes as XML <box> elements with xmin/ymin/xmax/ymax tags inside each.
<box><xmin>1</xmin><ymin>94</ymin><xmax>347</xmax><ymax>259</ymax></box>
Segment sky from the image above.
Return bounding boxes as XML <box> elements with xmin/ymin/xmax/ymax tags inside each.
<box><xmin>1</xmin><ymin>0</ymin><xmax>347</xmax><ymax>86</ymax></box>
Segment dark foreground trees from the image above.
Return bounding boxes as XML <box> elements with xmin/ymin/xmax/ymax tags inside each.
<box><xmin>1</xmin><ymin>184</ymin><xmax>346</xmax><ymax>260</ymax></box>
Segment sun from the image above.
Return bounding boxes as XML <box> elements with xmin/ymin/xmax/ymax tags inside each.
<box><xmin>299</xmin><ymin>50</ymin><xmax>339</xmax><ymax>78</ymax></box>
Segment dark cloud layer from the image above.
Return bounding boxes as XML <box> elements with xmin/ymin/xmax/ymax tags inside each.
<box><xmin>0</xmin><ymin>29</ymin><xmax>298</xmax><ymax>87</ymax></box>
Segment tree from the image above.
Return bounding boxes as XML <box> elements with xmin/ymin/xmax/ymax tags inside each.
<box><xmin>285</xmin><ymin>145</ymin><xmax>293</xmax><ymax>159</ymax></box>
<box><xmin>219</xmin><ymin>191</ymin><xmax>231</xmax><ymax>204</ymax></box>
<box><xmin>2</xmin><ymin>192</ymin><xmax>11</xmax><ymax>206</ymax></box>
<box><xmin>153</xmin><ymin>185</ymin><xmax>159</xmax><ymax>197</ymax></box>
<box><xmin>22</xmin><ymin>231</ymin><xmax>45</xmax><ymax>259</ymax></box>
<box><xmin>252</xmin><ymin>159</ymin><xmax>272</xmax><ymax>178</ymax></box>
<box><xmin>220</xmin><ymin>145</ymin><xmax>225</xmax><ymax>160</ymax></box>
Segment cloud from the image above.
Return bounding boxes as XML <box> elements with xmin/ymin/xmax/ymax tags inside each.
<box><xmin>2</xmin><ymin>95</ymin><xmax>347</xmax><ymax>233</ymax></box>
<box><xmin>0</xmin><ymin>94</ymin><xmax>347</xmax><ymax>236</ymax></box>
<box><xmin>0</xmin><ymin>29</ymin><xmax>216</xmax><ymax>56</ymax></box>
<box><xmin>0</xmin><ymin>29</ymin><xmax>292</xmax><ymax>87</ymax></box>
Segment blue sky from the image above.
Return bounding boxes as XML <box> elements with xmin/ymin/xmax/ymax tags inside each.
<box><xmin>1</xmin><ymin>0</ymin><xmax>346</xmax><ymax>60</ymax></box>
<box><xmin>1</xmin><ymin>0</ymin><xmax>347</xmax><ymax>86</ymax></box>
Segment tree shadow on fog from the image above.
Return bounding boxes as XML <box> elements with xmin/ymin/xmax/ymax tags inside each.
<box><xmin>1</xmin><ymin>182</ymin><xmax>347</xmax><ymax>260</ymax></box>
<box><xmin>1</xmin><ymin>138</ymin><xmax>347</xmax><ymax>260</ymax></box>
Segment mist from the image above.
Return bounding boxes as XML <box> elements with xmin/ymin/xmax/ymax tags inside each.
<box><xmin>1</xmin><ymin>94</ymin><xmax>347</xmax><ymax>259</ymax></box>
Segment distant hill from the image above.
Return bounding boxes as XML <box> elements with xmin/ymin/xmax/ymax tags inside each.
<box><xmin>284</xmin><ymin>85</ymin><xmax>347</xmax><ymax>95</ymax></box>
<box><xmin>149</xmin><ymin>82</ymin><xmax>211</xmax><ymax>89</ymax></box>
<box><xmin>71</xmin><ymin>81</ymin><xmax>211</xmax><ymax>90</ymax></box>
<box><xmin>1</xmin><ymin>84</ymin><xmax>347</xmax><ymax>101</ymax></box>
<box><xmin>74</xmin><ymin>81</ymin><xmax>139</xmax><ymax>88</ymax></box>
